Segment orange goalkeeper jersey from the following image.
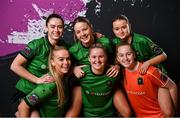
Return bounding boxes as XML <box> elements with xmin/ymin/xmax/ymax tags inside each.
<box><xmin>124</xmin><ymin>62</ymin><xmax>169</xmax><ymax>117</ymax></box>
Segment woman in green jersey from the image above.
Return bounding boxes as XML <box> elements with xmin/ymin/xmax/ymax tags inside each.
<box><xmin>79</xmin><ymin>43</ymin><xmax>131</xmax><ymax>117</ymax></box>
<box><xmin>66</xmin><ymin>17</ymin><xmax>131</xmax><ymax>117</ymax></box>
<box><xmin>10</xmin><ymin>13</ymin><xmax>72</xmax><ymax>117</ymax></box>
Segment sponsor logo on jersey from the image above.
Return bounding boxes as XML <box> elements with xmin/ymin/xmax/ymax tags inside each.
<box><xmin>127</xmin><ymin>90</ymin><xmax>146</xmax><ymax>95</ymax></box>
<box><xmin>27</xmin><ymin>94</ymin><xmax>39</xmax><ymax>106</ymax></box>
<box><xmin>85</xmin><ymin>90</ymin><xmax>111</xmax><ymax>96</ymax></box>
<box><xmin>23</xmin><ymin>46</ymin><xmax>32</xmax><ymax>55</ymax></box>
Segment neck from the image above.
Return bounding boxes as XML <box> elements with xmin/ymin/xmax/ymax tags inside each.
<box><xmin>127</xmin><ymin>35</ymin><xmax>132</xmax><ymax>44</ymax></box>
<box><xmin>91</xmin><ymin>67</ymin><xmax>105</xmax><ymax>75</ymax></box>
<box><xmin>48</xmin><ymin>37</ymin><xmax>58</xmax><ymax>46</ymax></box>
<box><xmin>127</xmin><ymin>61</ymin><xmax>139</xmax><ymax>72</ymax></box>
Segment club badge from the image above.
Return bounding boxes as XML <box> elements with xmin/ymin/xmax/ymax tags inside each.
<box><xmin>137</xmin><ymin>77</ymin><xmax>143</xmax><ymax>85</ymax></box>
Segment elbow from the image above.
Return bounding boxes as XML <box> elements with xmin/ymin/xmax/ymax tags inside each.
<box><xmin>162</xmin><ymin>52</ymin><xmax>167</xmax><ymax>61</ymax></box>
<box><xmin>10</xmin><ymin>61</ymin><xmax>17</xmax><ymax>72</ymax></box>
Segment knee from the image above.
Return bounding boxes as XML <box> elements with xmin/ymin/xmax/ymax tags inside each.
<box><xmin>122</xmin><ymin>108</ymin><xmax>132</xmax><ymax>117</ymax></box>
<box><xmin>163</xmin><ymin>109</ymin><xmax>174</xmax><ymax>117</ymax></box>
<box><xmin>18</xmin><ymin>100</ymin><xmax>30</xmax><ymax>111</ymax></box>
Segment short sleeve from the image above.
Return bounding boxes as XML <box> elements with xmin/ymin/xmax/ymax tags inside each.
<box><xmin>148</xmin><ymin>68</ymin><xmax>169</xmax><ymax>87</ymax></box>
<box><xmin>20</xmin><ymin>40</ymin><xmax>38</xmax><ymax>60</ymax></box>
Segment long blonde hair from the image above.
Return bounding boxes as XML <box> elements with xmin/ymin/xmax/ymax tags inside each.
<box><xmin>48</xmin><ymin>46</ymin><xmax>70</xmax><ymax>106</ymax></box>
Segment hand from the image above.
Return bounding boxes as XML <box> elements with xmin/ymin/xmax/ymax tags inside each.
<box><xmin>106</xmin><ymin>65</ymin><xmax>120</xmax><ymax>77</ymax></box>
<box><xmin>139</xmin><ymin>61</ymin><xmax>150</xmax><ymax>75</ymax></box>
<box><xmin>73</xmin><ymin>65</ymin><xmax>87</xmax><ymax>79</ymax></box>
<box><xmin>95</xmin><ymin>32</ymin><xmax>104</xmax><ymax>38</ymax></box>
<box><xmin>36</xmin><ymin>74</ymin><xmax>55</xmax><ymax>84</ymax></box>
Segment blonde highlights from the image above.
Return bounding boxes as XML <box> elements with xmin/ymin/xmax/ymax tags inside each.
<box><xmin>48</xmin><ymin>46</ymin><xmax>69</xmax><ymax>106</ymax></box>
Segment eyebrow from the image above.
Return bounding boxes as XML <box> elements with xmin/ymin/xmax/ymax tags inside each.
<box><xmin>49</xmin><ymin>24</ymin><xmax>63</xmax><ymax>27</ymax></box>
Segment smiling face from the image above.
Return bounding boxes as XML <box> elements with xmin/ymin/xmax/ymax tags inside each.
<box><xmin>51</xmin><ymin>49</ymin><xmax>71</xmax><ymax>76</ymax></box>
<box><xmin>46</xmin><ymin>17</ymin><xmax>64</xmax><ymax>46</ymax></box>
<box><xmin>112</xmin><ymin>19</ymin><xmax>131</xmax><ymax>41</ymax></box>
<box><xmin>74</xmin><ymin>22</ymin><xmax>94</xmax><ymax>47</ymax></box>
<box><xmin>116</xmin><ymin>45</ymin><xmax>136</xmax><ymax>70</ymax></box>
<box><xmin>89</xmin><ymin>47</ymin><xmax>107</xmax><ymax>74</ymax></box>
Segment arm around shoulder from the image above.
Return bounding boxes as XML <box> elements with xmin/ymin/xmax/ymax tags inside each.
<box><xmin>148</xmin><ymin>52</ymin><xmax>167</xmax><ymax>66</ymax></box>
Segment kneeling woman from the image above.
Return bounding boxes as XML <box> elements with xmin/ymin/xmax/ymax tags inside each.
<box><xmin>17</xmin><ymin>46</ymin><xmax>72</xmax><ymax>117</ymax></box>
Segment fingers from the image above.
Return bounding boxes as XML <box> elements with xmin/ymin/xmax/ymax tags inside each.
<box><xmin>74</xmin><ymin>65</ymin><xmax>86</xmax><ymax>79</ymax></box>
<box><xmin>139</xmin><ymin>66</ymin><xmax>148</xmax><ymax>75</ymax></box>
<box><xmin>79</xmin><ymin>65</ymin><xmax>87</xmax><ymax>68</ymax></box>
<box><xmin>37</xmin><ymin>74</ymin><xmax>55</xmax><ymax>84</ymax></box>
<box><xmin>107</xmin><ymin>69</ymin><xmax>119</xmax><ymax>77</ymax></box>
<box><xmin>106</xmin><ymin>65</ymin><xmax>120</xmax><ymax>77</ymax></box>
<box><xmin>139</xmin><ymin>62</ymin><xmax>149</xmax><ymax>75</ymax></box>
<box><xmin>75</xmin><ymin>71</ymin><xmax>85</xmax><ymax>79</ymax></box>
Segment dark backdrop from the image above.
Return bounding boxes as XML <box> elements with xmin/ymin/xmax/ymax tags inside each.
<box><xmin>0</xmin><ymin>0</ymin><xmax>179</xmax><ymax>116</ymax></box>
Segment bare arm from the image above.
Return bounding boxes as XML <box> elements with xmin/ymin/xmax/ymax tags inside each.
<box><xmin>10</xmin><ymin>54</ymin><xmax>52</xmax><ymax>84</ymax></box>
<box><xmin>10</xmin><ymin>54</ymin><xmax>38</xmax><ymax>83</ymax></box>
<box><xmin>148</xmin><ymin>52</ymin><xmax>167</xmax><ymax>66</ymax></box>
<box><xmin>139</xmin><ymin>52</ymin><xmax>167</xmax><ymax>74</ymax></box>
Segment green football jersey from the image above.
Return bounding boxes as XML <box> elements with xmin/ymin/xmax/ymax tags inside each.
<box><xmin>24</xmin><ymin>73</ymin><xmax>71</xmax><ymax>117</ymax></box>
<box><xmin>69</xmin><ymin>36</ymin><xmax>113</xmax><ymax>65</ymax></box>
<box><xmin>16</xmin><ymin>36</ymin><xmax>69</xmax><ymax>94</ymax></box>
<box><xmin>80</xmin><ymin>65</ymin><xmax>117</xmax><ymax>117</ymax></box>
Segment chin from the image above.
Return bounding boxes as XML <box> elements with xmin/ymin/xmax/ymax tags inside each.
<box><xmin>122</xmin><ymin>64</ymin><xmax>130</xmax><ymax>68</ymax></box>
<box><xmin>62</xmin><ymin>70</ymin><xmax>69</xmax><ymax>74</ymax></box>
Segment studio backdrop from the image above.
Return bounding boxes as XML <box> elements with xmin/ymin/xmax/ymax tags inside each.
<box><xmin>0</xmin><ymin>0</ymin><xmax>179</xmax><ymax>116</ymax></box>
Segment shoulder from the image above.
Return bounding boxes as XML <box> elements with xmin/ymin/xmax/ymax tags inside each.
<box><xmin>133</xmin><ymin>33</ymin><xmax>153</xmax><ymax>43</ymax></box>
<box><xmin>97</xmin><ymin>36</ymin><xmax>111</xmax><ymax>44</ymax></box>
<box><xmin>27</xmin><ymin>37</ymin><xmax>47</xmax><ymax>48</ymax></box>
<box><xmin>145</xmin><ymin>64</ymin><xmax>162</xmax><ymax>80</ymax></box>
<box><xmin>69</xmin><ymin>42</ymin><xmax>80</xmax><ymax>53</ymax></box>
<box><xmin>146</xmin><ymin>66</ymin><xmax>168</xmax><ymax>84</ymax></box>
<box><xmin>82</xmin><ymin>65</ymin><xmax>90</xmax><ymax>72</ymax></box>
<box><xmin>20</xmin><ymin>37</ymin><xmax>46</xmax><ymax>58</ymax></box>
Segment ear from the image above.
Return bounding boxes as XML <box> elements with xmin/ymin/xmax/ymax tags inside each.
<box><xmin>116</xmin><ymin>56</ymin><xmax>120</xmax><ymax>63</ymax></box>
<box><xmin>44</xmin><ymin>26</ymin><xmax>48</xmax><ymax>34</ymax></box>
<box><xmin>51</xmin><ymin>60</ymin><xmax>55</xmax><ymax>66</ymax></box>
<box><xmin>133</xmin><ymin>51</ymin><xmax>136</xmax><ymax>60</ymax></box>
<box><xmin>88</xmin><ymin>57</ymin><xmax>91</xmax><ymax>62</ymax></box>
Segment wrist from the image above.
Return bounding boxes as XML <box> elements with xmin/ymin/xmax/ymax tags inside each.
<box><xmin>146</xmin><ymin>60</ymin><xmax>151</xmax><ymax>66</ymax></box>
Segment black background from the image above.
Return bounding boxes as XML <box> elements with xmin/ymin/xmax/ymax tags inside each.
<box><xmin>0</xmin><ymin>0</ymin><xmax>179</xmax><ymax>116</ymax></box>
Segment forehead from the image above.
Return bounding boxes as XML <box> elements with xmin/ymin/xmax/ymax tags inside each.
<box><xmin>90</xmin><ymin>48</ymin><xmax>105</xmax><ymax>55</ymax></box>
<box><xmin>47</xmin><ymin>18</ymin><xmax>63</xmax><ymax>25</ymax></box>
<box><xmin>53</xmin><ymin>49</ymin><xmax>69</xmax><ymax>57</ymax></box>
<box><xmin>117</xmin><ymin>45</ymin><xmax>132</xmax><ymax>53</ymax></box>
<box><xmin>113</xmin><ymin>19</ymin><xmax>128</xmax><ymax>26</ymax></box>
<box><xmin>74</xmin><ymin>22</ymin><xmax>89</xmax><ymax>30</ymax></box>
